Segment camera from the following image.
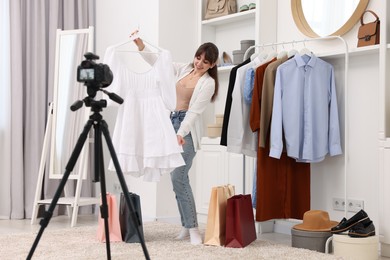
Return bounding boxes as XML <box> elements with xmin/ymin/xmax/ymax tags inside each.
<box><xmin>77</xmin><ymin>52</ymin><xmax>113</xmax><ymax>89</ymax></box>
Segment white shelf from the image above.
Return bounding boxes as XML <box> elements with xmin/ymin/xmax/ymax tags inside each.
<box><xmin>37</xmin><ymin>197</ymin><xmax>99</xmax><ymax>206</ymax></box>
<box><xmin>318</xmin><ymin>44</ymin><xmax>380</xmax><ymax>59</ymax></box>
<box><xmin>201</xmin><ymin>9</ymin><xmax>256</xmax><ymax>26</ymax></box>
<box><xmin>217</xmin><ymin>65</ymin><xmax>235</xmax><ymax>72</ymax></box>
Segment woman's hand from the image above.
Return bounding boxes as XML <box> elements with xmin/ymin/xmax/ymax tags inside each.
<box><xmin>177</xmin><ymin>135</ymin><xmax>185</xmax><ymax>146</ymax></box>
<box><xmin>130</xmin><ymin>30</ymin><xmax>145</xmax><ymax>51</ymax></box>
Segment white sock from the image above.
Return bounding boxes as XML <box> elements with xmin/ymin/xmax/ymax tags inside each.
<box><xmin>189</xmin><ymin>227</ymin><xmax>202</xmax><ymax>245</ymax></box>
<box><xmin>175</xmin><ymin>227</ymin><xmax>190</xmax><ymax>240</ymax></box>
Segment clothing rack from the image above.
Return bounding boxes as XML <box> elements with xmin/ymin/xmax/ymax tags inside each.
<box><xmin>244</xmin><ymin>36</ymin><xmax>349</xmax><ymax>217</ymax></box>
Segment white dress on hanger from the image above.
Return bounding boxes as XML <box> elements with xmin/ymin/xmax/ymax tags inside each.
<box><xmin>103</xmin><ymin>45</ymin><xmax>185</xmax><ymax>182</ymax></box>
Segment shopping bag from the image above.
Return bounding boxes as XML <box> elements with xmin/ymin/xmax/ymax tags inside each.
<box><xmin>96</xmin><ymin>192</ymin><xmax>122</xmax><ymax>242</ymax></box>
<box><xmin>204</xmin><ymin>184</ymin><xmax>235</xmax><ymax>246</ymax></box>
<box><xmin>119</xmin><ymin>192</ymin><xmax>144</xmax><ymax>243</ymax></box>
<box><xmin>225</xmin><ymin>194</ymin><xmax>257</xmax><ymax>248</ymax></box>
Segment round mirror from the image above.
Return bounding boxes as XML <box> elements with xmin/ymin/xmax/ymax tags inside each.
<box><xmin>291</xmin><ymin>0</ymin><xmax>370</xmax><ymax>37</ymax></box>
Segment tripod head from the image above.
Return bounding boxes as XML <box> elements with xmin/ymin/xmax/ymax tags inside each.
<box><xmin>71</xmin><ymin>52</ymin><xmax>123</xmax><ymax>112</ymax></box>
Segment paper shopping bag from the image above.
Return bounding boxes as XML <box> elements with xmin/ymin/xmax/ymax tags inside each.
<box><xmin>119</xmin><ymin>192</ymin><xmax>144</xmax><ymax>243</ymax></box>
<box><xmin>97</xmin><ymin>193</ymin><xmax>122</xmax><ymax>242</ymax></box>
<box><xmin>225</xmin><ymin>194</ymin><xmax>257</xmax><ymax>248</ymax></box>
<box><xmin>204</xmin><ymin>184</ymin><xmax>235</xmax><ymax>246</ymax></box>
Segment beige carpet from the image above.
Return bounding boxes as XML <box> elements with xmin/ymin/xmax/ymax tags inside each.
<box><xmin>0</xmin><ymin>221</ymin><xmax>343</xmax><ymax>260</ymax></box>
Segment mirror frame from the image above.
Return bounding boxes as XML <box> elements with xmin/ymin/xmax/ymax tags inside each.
<box><xmin>49</xmin><ymin>26</ymin><xmax>94</xmax><ymax>179</ymax></box>
<box><xmin>291</xmin><ymin>0</ymin><xmax>370</xmax><ymax>37</ymax></box>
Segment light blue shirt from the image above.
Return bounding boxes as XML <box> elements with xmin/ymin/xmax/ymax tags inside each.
<box><xmin>269</xmin><ymin>54</ymin><xmax>342</xmax><ymax>163</ymax></box>
<box><xmin>243</xmin><ymin>67</ymin><xmax>255</xmax><ymax>104</ymax></box>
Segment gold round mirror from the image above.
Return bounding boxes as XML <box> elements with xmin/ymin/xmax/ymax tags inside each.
<box><xmin>291</xmin><ymin>0</ymin><xmax>370</xmax><ymax>37</ymax></box>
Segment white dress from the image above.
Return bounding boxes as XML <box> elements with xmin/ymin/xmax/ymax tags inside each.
<box><xmin>103</xmin><ymin>45</ymin><xmax>185</xmax><ymax>182</ymax></box>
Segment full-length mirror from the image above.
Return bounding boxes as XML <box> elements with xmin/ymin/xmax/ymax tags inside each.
<box><xmin>291</xmin><ymin>0</ymin><xmax>370</xmax><ymax>37</ymax></box>
<box><xmin>49</xmin><ymin>27</ymin><xmax>94</xmax><ymax>179</ymax></box>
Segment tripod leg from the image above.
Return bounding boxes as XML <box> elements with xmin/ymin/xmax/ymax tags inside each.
<box><xmin>100</xmin><ymin>119</ymin><xmax>151</xmax><ymax>260</ymax></box>
<box><xmin>95</xmin><ymin>121</ymin><xmax>111</xmax><ymax>260</ymax></box>
<box><xmin>27</xmin><ymin>119</ymin><xmax>94</xmax><ymax>260</ymax></box>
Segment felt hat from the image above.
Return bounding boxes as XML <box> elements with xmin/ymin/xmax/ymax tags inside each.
<box><xmin>293</xmin><ymin>210</ymin><xmax>338</xmax><ymax>232</ymax></box>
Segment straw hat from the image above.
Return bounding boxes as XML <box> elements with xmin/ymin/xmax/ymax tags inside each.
<box><xmin>293</xmin><ymin>210</ymin><xmax>338</xmax><ymax>232</ymax></box>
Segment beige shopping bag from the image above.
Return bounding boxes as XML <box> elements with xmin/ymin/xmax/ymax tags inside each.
<box><xmin>204</xmin><ymin>184</ymin><xmax>235</xmax><ymax>246</ymax></box>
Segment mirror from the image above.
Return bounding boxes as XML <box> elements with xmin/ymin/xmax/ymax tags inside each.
<box><xmin>49</xmin><ymin>27</ymin><xmax>94</xmax><ymax>179</ymax></box>
<box><xmin>291</xmin><ymin>0</ymin><xmax>370</xmax><ymax>37</ymax></box>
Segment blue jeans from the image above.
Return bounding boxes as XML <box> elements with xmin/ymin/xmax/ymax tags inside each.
<box><xmin>170</xmin><ymin>111</ymin><xmax>198</xmax><ymax>228</ymax></box>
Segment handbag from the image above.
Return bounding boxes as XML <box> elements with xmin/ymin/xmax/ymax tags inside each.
<box><xmin>357</xmin><ymin>10</ymin><xmax>380</xmax><ymax>47</ymax></box>
<box><xmin>204</xmin><ymin>0</ymin><xmax>237</xmax><ymax>20</ymax></box>
<box><xmin>225</xmin><ymin>194</ymin><xmax>257</xmax><ymax>248</ymax></box>
<box><xmin>204</xmin><ymin>184</ymin><xmax>235</xmax><ymax>246</ymax></box>
<box><xmin>96</xmin><ymin>193</ymin><xmax>122</xmax><ymax>242</ymax></box>
<box><xmin>119</xmin><ymin>192</ymin><xmax>145</xmax><ymax>243</ymax></box>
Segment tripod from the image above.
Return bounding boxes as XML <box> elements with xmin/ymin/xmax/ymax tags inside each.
<box><xmin>27</xmin><ymin>96</ymin><xmax>150</xmax><ymax>260</ymax></box>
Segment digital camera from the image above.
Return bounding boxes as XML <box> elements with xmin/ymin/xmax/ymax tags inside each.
<box><xmin>77</xmin><ymin>52</ymin><xmax>113</xmax><ymax>89</ymax></box>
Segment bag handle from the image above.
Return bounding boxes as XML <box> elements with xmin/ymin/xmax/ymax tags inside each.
<box><xmin>360</xmin><ymin>10</ymin><xmax>379</xmax><ymax>25</ymax></box>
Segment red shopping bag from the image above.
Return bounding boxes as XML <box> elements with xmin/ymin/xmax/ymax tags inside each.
<box><xmin>225</xmin><ymin>194</ymin><xmax>257</xmax><ymax>248</ymax></box>
<box><xmin>97</xmin><ymin>193</ymin><xmax>122</xmax><ymax>242</ymax></box>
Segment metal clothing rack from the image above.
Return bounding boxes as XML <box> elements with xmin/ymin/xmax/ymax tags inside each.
<box><xmin>244</xmin><ymin>36</ymin><xmax>349</xmax><ymax>217</ymax></box>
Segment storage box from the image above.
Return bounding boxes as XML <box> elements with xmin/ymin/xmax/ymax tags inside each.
<box><xmin>216</xmin><ymin>114</ymin><xmax>224</xmax><ymax>125</ymax></box>
<box><xmin>333</xmin><ymin>234</ymin><xmax>379</xmax><ymax>260</ymax></box>
<box><xmin>207</xmin><ymin>124</ymin><xmax>222</xmax><ymax>138</ymax></box>
<box><xmin>232</xmin><ymin>50</ymin><xmax>244</xmax><ymax>65</ymax></box>
<box><xmin>291</xmin><ymin>228</ymin><xmax>333</xmax><ymax>253</ymax></box>
<box><xmin>241</xmin><ymin>40</ymin><xmax>255</xmax><ymax>51</ymax></box>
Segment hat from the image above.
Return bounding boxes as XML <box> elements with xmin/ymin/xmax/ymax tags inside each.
<box><xmin>293</xmin><ymin>210</ymin><xmax>338</xmax><ymax>232</ymax></box>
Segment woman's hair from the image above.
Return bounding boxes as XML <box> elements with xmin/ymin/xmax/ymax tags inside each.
<box><xmin>194</xmin><ymin>42</ymin><xmax>219</xmax><ymax>102</ymax></box>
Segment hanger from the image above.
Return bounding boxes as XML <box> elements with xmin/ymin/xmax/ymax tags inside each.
<box><xmin>250</xmin><ymin>46</ymin><xmax>268</xmax><ymax>68</ymax></box>
<box><xmin>299</xmin><ymin>40</ymin><xmax>312</xmax><ymax>56</ymax></box>
<box><xmin>287</xmin><ymin>41</ymin><xmax>298</xmax><ymax>58</ymax></box>
<box><xmin>263</xmin><ymin>46</ymin><xmax>277</xmax><ymax>63</ymax></box>
<box><xmin>113</xmin><ymin>29</ymin><xmax>162</xmax><ymax>53</ymax></box>
<box><xmin>276</xmin><ymin>43</ymin><xmax>287</xmax><ymax>59</ymax></box>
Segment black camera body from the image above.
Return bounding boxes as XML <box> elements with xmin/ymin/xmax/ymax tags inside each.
<box><xmin>77</xmin><ymin>52</ymin><xmax>113</xmax><ymax>89</ymax></box>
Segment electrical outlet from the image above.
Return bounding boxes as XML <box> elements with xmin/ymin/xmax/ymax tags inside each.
<box><xmin>347</xmin><ymin>199</ymin><xmax>364</xmax><ymax>213</ymax></box>
<box><xmin>113</xmin><ymin>183</ymin><xmax>122</xmax><ymax>192</ymax></box>
<box><xmin>332</xmin><ymin>198</ymin><xmax>345</xmax><ymax>211</ymax></box>
<box><xmin>332</xmin><ymin>198</ymin><xmax>364</xmax><ymax>212</ymax></box>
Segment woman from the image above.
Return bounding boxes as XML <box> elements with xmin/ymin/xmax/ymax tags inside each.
<box><xmin>134</xmin><ymin>38</ymin><xmax>219</xmax><ymax>245</ymax></box>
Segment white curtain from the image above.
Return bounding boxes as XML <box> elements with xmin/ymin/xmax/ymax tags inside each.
<box><xmin>0</xmin><ymin>0</ymin><xmax>13</xmax><ymax>219</ymax></box>
<box><xmin>0</xmin><ymin>0</ymin><xmax>95</xmax><ymax>219</ymax></box>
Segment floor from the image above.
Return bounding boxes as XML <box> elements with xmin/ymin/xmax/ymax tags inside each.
<box><xmin>0</xmin><ymin>214</ymin><xmax>387</xmax><ymax>259</ymax></box>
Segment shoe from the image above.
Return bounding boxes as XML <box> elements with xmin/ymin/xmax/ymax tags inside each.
<box><xmin>223</xmin><ymin>52</ymin><xmax>233</xmax><ymax>65</ymax></box>
<box><xmin>239</xmin><ymin>5</ymin><xmax>249</xmax><ymax>12</ymax></box>
<box><xmin>248</xmin><ymin>3</ymin><xmax>256</xmax><ymax>10</ymax></box>
<box><xmin>348</xmin><ymin>218</ymin><xmax>375</xmax><ymax>237</ymax></box>
<box><xmin>331</xmin><ymin>209</ymin><xmax>369</xmax><ymax>234</ymax></box>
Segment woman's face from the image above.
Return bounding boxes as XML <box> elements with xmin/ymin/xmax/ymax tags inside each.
<box><xmin>193</xmin><ymin>52</ymin><xmax>214</xmax><ymax>74</ymax></box>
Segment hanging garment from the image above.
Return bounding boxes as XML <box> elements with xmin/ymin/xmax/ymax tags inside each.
<box><xmin>258</xmin><ymin>55</ymin><xmax>288</xmax><ymax>148</ymax></box>
<box><xmin>103</xmin><ymin>45</ymin><xmax>185</xmax><ymax>182</ymax></box>
<box><xmin>269</xmin><ymin>54</ymin><xmax>342</xmax><ymax>163</ymax></box>
<box><xmin>249</xmin><ymin>57</ymin><xmax>276</xmax><ymax>132</ymax></box>
<box><xmin>249</xmin><ymin>56</ymin><xmax>310</xmax><ymax>221</ymax></box>
<box><xmin>220</xmin><ymin>58</ymin><xmax>251</xmax><ymax>146</ymax></box>
<box><xmin>226</xmin><ymin>57</ymin><xmax>264</xmax><ymax>157</ymax></box>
